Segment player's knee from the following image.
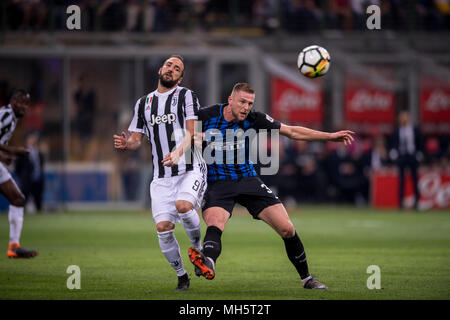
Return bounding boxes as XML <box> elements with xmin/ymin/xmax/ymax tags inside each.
<box><xmin>156</xmin><ymin>222</ymin><xmax>175</xmax><ymax>233</ymax></box>
<box><xmin>279</xmin><ymin>224</ymin><xmax>296</xmax><ymax>239</ymax></box>
<box><xmin>175</xmin><ymin>200</ymin><xmax>193</xmax><ymax>214</ymax></box>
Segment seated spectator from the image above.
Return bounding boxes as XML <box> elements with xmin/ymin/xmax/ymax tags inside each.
<box><xmin>324</xmin><ymin>143</ymin><xmax>365</xmax><ymax>204</ymax></box>
<box><xmin>285</xmin><ymin>0</ymin><xmax>323</xmax><ymax>32</ymax></box>
<box><xmin>327</xmin><ymin>0</ymin><xmax>353</xmax><ymax>30</ymax></box>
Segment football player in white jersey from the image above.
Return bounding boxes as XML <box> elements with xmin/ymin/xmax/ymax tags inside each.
<box><xmin>113</xmin><ymin>55</ymin><xmax>207</xmax><ymax>291</ymax></box>
<box><xmin>0</xmin><ymin>89</ymin><xmax>38</xmax><ymax>258</ymax></box>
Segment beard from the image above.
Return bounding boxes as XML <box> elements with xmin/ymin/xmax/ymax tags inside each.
<box><xmin>159</xmin><ymin>72</ymin><xmax>179</xmax><ymax>89</ymax></box>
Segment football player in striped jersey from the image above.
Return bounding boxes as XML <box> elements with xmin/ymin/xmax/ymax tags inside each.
<box><xmin>0</xmin><ymin>89</ymin><xmax>38</xmax><ymax>258</ymax></box>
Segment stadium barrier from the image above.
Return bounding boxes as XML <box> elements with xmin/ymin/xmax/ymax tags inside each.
<box><xmin>371</xmin><ymin>167</ymin><xmax>450</xmax><ymax>210</ymax></box>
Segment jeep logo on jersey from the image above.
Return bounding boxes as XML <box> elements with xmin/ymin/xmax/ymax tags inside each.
<box><xmin>149</xmin><ymin>113</ymin><xmax>176</xmax><ymax>126</ymax></box>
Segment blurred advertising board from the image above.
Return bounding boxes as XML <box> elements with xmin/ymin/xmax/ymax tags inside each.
<box><xmin>344</xmin><ymin>75</ymin><xmax>395</xmax><ymax>134</ymax></box>
<box><xmin>420</xmin><ymin>76</ymin><xmax>450</xmax><ymax>134</ymax></box>
<box><xmin>270</xmin><ymin>76</ymin><xmax>324</xmax><ymax>128</ymax></box>
<box><xmin>372</xmin><ymin>168</ymin><xmax>450</xmax><ymax>210</ymax></box>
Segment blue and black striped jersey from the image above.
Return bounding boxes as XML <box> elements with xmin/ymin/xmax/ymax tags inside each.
<box><xmin>197</xmin><ymin>103</ymin><xmax>281</xmax><ymax>182</ymax></box>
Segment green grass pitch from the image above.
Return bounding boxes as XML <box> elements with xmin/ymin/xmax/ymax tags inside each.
<box><xmin>0</xmin><ymin>206</ymin><xmax>449</xmax><ymax>300</ymax></box>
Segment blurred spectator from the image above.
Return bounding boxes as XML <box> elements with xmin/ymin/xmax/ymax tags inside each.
<box><xmin>389</xmin><ymin>110</ymin><xmax>425</xmax><ymax>210</ymax></box>
<box><xmin>98</xmin><ymin>0</ymin><xmax>125</xmax><ymax>31</ymax></box>
<box><xmin>284</xmin><ymin>0</ymin><xmax>322</xmax><ymax>32</ymax></box>
<box><xmin>351</xmin><ymin>0</ymin><xmax>379</xmax><ymax>29</ymax></box>
<box><xmin>153</xmin><ymin>0</ymin><xmax>171</xmax><ymax>32</ymax></box>
<box><xmin>291</xmin><ymin>140</ymin><xmax>327</xmax><ymax>203</ymax></box>
<box><xmin>187</xmin><ymin>0</ymin><xmax>209</xmax><ymax>30</ymax></box>
<box><xmin>416</xmin><ymin>0</ymin><xmax>447</xmax><ymax>30</ymax></box>
<box><xmin>324</xmin><ymin>142</ymin><xmax>365</xmax><ymax>205</ymax></box>
<box><xmin>15</xmin><ymin>132</ymin><xmax>45</xmax><ymax>212</ymax></box>
<box><xmin>73</xmin><ymin>74</ymin><xmax>97</xmax><ymax>153</ymax></box>
<box><xmin>359</xmin><ymin>136</ymin><xmax>389</xmax><ymax>203</ymax></box>
<box><xmin>327</xmin><ymin>0</ymin><xmax>353</xmax><ymax>30</ymax></box>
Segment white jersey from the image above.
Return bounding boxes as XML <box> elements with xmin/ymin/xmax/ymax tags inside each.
<box><xmin>128</xmin><ymin>86</ymin><xmax>205</xmax><ymax>179</ymax></box>
<box><xmin>0</xmin><ymin>104</ymin><xmax>18</xmax><ymax>146</ymax></box>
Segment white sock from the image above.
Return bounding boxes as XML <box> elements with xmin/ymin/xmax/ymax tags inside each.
<box><xmin>179</xmin><ymin>209</ymin><xmax>202</xmax><ymax>251</ymax></box>
<box><xmin>157</xmin><ymin>230</ymin><xmax>186</xmax><ymax>277</ymax></box>
<box><xmin>8</xmin><ymin>205</ymin><xmax>24</xmax><ymax>245</ymax></box>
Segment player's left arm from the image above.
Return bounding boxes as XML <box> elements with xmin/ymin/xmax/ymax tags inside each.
<box><xmin>279</xmin><ymin>124</ymin><xmax>355</xmax><ymax>146</ymax></box>
<box><xmin>162</xmin><ymin>119</ymin><xmax>195</xmax><ymax>167</ymax></box>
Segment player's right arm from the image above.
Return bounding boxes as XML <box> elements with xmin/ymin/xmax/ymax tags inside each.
<box><xmin>114</xmin><ymin>96</ymin><xmax>147</xmax><ymax>151</ymax></box>
<box><xmin>0</xmin><ymin>143</ymin><xmax>29</xmax><ymax>156</ymax></box>
<box><xmin>113</xmin><ymin>131</ymin><xmax>143</xmax><ymax>150</ymax></box>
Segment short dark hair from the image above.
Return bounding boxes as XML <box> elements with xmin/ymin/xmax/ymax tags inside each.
<box><xmin>10</xmin><ymin>88</ymin><xmax>30</xmax><ymax>101</ymax></box>
<box><xmin>231</xmin><ymin>82</ymin><xmax>255</xmax><ymax>95</ymax></box>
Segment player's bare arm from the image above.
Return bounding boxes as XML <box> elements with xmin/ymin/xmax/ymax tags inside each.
<box><xmin>0</xmin><ymin>143</ymin><xmax>29</xmax><ymax>156</ymax></box>
<box><xmin>279</xmin><ymin>124</ymin><xmax>355</xmax><ymax>146</ymax></box>
<box><xmin>162</xmin><ymin>119</ymin><xmax>195</xmax><ymax>167</ymax></box>
<box><xmin>113</xmin><ymin>131</ymin><xmax>143</xmax><ymax>150</ymax></box>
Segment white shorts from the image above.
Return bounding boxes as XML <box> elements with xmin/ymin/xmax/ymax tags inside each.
<box><xmin>0</xmin><ymin>162</ymin><xmax>12</xmax><ymax>184</ymax></box>
<box><xmin>150</xmin><ymin>169</ymin><xmax>207</xmax><ymax>225</ymax></box>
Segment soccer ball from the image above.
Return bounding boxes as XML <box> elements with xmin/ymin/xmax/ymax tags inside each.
<box><xmin>297</xmin><ymin>45</ymin><xmax>331</xmax><ymax>78</ymax></box>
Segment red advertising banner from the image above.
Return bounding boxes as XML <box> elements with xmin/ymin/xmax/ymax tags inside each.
<box><xmin>344</xmin><ymin>77</ymin><xmax>395</xmax><ymax>124</ymax></box>
<box><xmin>270</xmin><ymin>76</ymin><xmax>323</xmax><ymax>126</ymax></box>
<box><xmin>420</xmin><ymin>76</ymin><xmax>450</xmax><ymax>134</ymax></box>
<box><xmin>372</xmin><ymin>169</ymin><xmax>450</xmax><ymax>210</ymax></box>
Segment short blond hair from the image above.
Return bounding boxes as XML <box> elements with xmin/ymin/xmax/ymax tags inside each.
<box><xmin>231</xmin><ymin>83</ymin><xmax>255</xmax><ymax>95</ymax></box>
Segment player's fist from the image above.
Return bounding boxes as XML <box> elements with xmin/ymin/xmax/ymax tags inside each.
<box><xmin>113</xmin><ymin>131</ymin><xmax>128</xmax><ymax>149</ymax></box>
<box><xmin>0</xmin><ymin>153</ymin><xmax>15</xmax><ymax>165</ymax></box>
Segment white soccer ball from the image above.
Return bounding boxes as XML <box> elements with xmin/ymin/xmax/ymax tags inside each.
<box><xmin>297</xmin><ymin>45</ymin><xmax>331</xmax><ymax>78</ymax></box>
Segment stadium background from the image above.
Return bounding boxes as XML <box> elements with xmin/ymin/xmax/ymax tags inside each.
<box><xmin>0</xmin><ymin>0</ymin><xmax>448</xmax><ymax>212</ymax></box>
<box><xmin>0</xmin><ymin>0</ymin><xmax>449</xmax><ymax>303</ymax></box>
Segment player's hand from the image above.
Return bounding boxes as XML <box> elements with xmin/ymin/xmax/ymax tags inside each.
<box><xmin>329</xmin><ymin>130</ymin><xmax>355</xmax><ymax>146</ymax></box>
<box><xmin>0</xmin><ymin>154</ymin><xmax>15</xmax><ymax>165</ymax></box>
<box><xmin>113</xmin><ymin>131</ymin><xmax>128</xmax><ymax>149</ymax></box>
<box><xmin>9</xmin><ymin>146</ymin><xmax>29</xmax><ymax>156</ymax></box>
<box><xmin>194</xmin><ymin>132</ymin><xmax>204</xmax><ymax>149</ymax></box>
<box><xmin>162</xmin><ymin>150</ymin><xmax>180</xmax><ymax>167</ymax></box>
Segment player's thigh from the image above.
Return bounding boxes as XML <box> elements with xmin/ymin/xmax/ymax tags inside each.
<box><xmin>202</xmin><ymin>180</ymin><xmax>236</xmax><ymax>225</ymax></box>
<box><xmin>176</xmin><ymin>171</ymin><xmax>207</xmax><ymax>211</ymax></box>
<box><xmin>0</xmin><ymin>178</ymin><xmax>25</xmax><ymax>206</ymax></box>
<box><xmin>236</xmin><ymin>177</ymin><xmax>281</xmax><ymax>219</ymax></box>
<box><xmin>202</xmin><ymin>206</ymin><xmax>231</xmax><ymax>231</ymax></box>
<box><xmin>258</xmin><ymin>203</ymin><xmax>295</xmax><ymax>238</ymax></box>
<box><xmin>150</xmin><ymin>178</ymin><xmax>179</xmax><ymax>225</ymax></box>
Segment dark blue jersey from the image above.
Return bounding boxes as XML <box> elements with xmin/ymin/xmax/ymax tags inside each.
<box><xmin>197</xmin><ymin>103</ymin><xmax>281</xmax><ymax>182</ymax></box>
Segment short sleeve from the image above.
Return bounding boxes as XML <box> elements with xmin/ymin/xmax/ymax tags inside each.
<box><xmin>128</xmin><ymin>97</ymin><xmax>145</xmax><ymax>134</ymax></box>
<box><xmin>184</xmin><ymin>90</ymin><xmax>200</xmax><ymax>121</ymax></box>
<box><xmin>252</xmin><ymin>111</ymin><xmax>281</xmax><ymax>130</ymax></box>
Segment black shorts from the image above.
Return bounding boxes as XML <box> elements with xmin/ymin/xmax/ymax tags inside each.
<box><xmin>202</xmin><ymin>177</ymin><xmax>282</xmax><ymax>219</ymax></box>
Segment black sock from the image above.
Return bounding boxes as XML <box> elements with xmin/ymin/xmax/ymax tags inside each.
<box><xmin>203</xmin><ymin>226</ymin><xmax>222</xmax><ymax>263</ymax></box>
<box><xmin>283</xmin><ymin>231</ymin><xmax>310</xmax><ymax>280</ymax></box>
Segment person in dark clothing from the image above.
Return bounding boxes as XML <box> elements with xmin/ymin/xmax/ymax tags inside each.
<box><xmin>15</xmin><ymin>133</ymin><xmax>45</xmax><ymax>212</ymax></box>
<box><xmin>389</xmin><ymin>110</ymin><xmax>424</xmax><ymax>210</ymax></box>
